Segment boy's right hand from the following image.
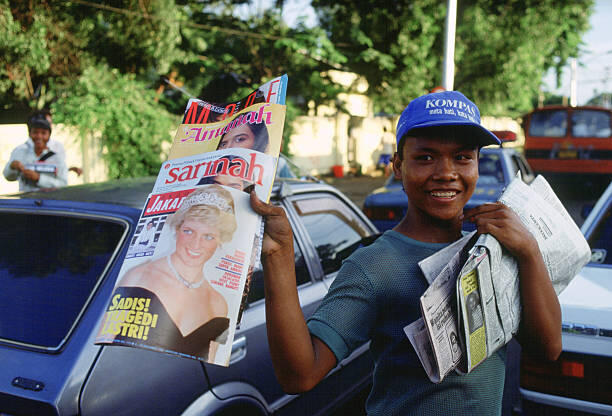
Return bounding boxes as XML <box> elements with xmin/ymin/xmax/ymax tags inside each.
<box><xmin>250</xmin><ymin>191</ymin><xmax>294</xmax><ymax>258</ymax></box>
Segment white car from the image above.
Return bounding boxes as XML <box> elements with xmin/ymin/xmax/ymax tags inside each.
<box><xmin>520</xmin><ymin>181</ymin><xmax>612</xmax><ymax>415</ymax></box>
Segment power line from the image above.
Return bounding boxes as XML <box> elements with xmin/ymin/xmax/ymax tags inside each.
<box><xmin>67</xmin><ymin>0</ymin><xmax>345</xmax><ymax>70</ymax></box>
<box><xmin>70</xmin><ymin>0</ymin><xmax>284</xmax><ymax>40</ymax></box>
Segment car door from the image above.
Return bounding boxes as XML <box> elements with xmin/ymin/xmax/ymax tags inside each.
<box><xmin>203</xmin><ymin>188</ymin><xmax>376</xmax><ymax>415</ymax></box>
<box><xmin>202</xmin><ymin>199</ymin><xmax>331</xmax><ymax>416</ymax></box>
<box><xmin>277</xmin><ymin>190</ymin><xmax>376</xmax><ymax>415</ymax></box>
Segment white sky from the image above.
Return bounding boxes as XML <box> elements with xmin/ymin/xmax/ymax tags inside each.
<box><xmin>542</xmin><ymin>0</ymin><xmax>612</xmax><ymax>104</ymax></box>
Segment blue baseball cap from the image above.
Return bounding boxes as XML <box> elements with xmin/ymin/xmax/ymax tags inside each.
<box><xmin>396</xmin><ymin>91</ymin><xmax>500</xmax><ymax>148</ymax></box>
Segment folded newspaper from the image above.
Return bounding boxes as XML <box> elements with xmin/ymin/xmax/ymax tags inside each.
<box><xmin>95</xmin><ymin>75</ymin><xmax>288</xmax><ymax>366</ymax></box>
<box><xmin>404</xmin><ymin>174</ymin><xmax>591</xmax><ymax>383</ymax></box>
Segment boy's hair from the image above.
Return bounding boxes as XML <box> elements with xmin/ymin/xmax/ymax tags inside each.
<box><xmin>27</xmin><ymin>113</ymin><xmax>52</xmax><ymax>133</ymax></box>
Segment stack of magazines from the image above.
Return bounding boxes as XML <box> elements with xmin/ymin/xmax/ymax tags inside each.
<box><xmin>95</xmin><ymin>75</ymin><xmax>288</xmax><ymax>367</ymax></box>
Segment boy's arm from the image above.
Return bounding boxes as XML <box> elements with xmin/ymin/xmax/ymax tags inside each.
<box><xmin>465</xmin><ymin>202</ymin><xmax>562</xmax><ymax>361</ymax></box>
<box><xmin>250</xmin><ymin>192</ymin><xmax>337</xmax><ymax>393</ymax></box>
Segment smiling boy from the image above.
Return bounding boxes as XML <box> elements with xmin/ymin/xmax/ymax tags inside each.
<box><xmin>3</xmin><ymin>114</ymin><xmax>68</xmax><ymax>191</ymax></box>
<box><xmin>250</xmin><ymin>91</ymin><xmax>561</xmax><ymax>415</ymax></box>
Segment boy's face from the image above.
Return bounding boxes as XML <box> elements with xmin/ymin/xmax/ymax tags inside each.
<box><xmin>29</xmin><ymin>127</ymin><xmax>51</xmax><ymax>154</ymax></box>
<box><xmin>393</xmin><ymin>136</ymin><xmax>479</xmax><ymax>223</ymax></box>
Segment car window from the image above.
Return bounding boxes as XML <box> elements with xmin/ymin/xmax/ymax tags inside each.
<box><xmin>571</xmin><ymin>110</ymin><xmax>611</xmax><ymax>138</ymax></box>
<box><xmin>586</xmin><ymin>202</ymin><xmax>612</xmax><ymax>265</ymax></box>
<box><xmin>478</xmin><ymin>153</ymin><xmax>504</xmax><ymax>184</ymax></box>
<box><xmin>512</xmin><ymin>155</ymin><xmax>533</xmax><ymax>182</ymax></box>
<box><xmin>0</xmin><ymin>212</ymin><xmax>125</xmax><ymax>349</ymax></box>
<box><xmin>247</xmin><ymin>235</ymin><xmax>309</xmax><ymax>304</ymax></box>
<box><xmin>247</xmin><ymin>205</ymin><xmax>310</xmax><ymax>304</ymax></box>
<box><xmin>528</xmin><ymin>110</ymin><xmax>568</xmax><ymax>137</ymax></box>
<box><xmin>292</xmin><ymin>194</ymin><xmax>371</xmax><ymax>274</ymax></box>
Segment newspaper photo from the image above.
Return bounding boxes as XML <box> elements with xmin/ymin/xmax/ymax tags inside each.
<box><xmin>405</xmin><ymin>173</ymin><xmax>591</xmax><ymax>382</ymax></box>
<box><xmin>95</xmin><ymin>76</ymin><xmax>288</xmax><ymax>366</ymax></box>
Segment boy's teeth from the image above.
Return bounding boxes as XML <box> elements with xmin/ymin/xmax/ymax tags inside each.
<box><xmin>431</xmin><ymin>191</ymin><xmax>456</xmax><ymax>197</ymax></box>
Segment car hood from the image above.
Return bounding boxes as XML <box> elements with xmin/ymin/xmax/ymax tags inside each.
<box><xmin>468</xmin><ymin>184</ymin><xmax>504</xmax><ymax>206</ymax></box>
<box><xmin>559</xmin><ymin>264</ymin><xmax>612</xmax><ymax>357</ymax></box>
<box><xmin>364</xmin><ymin>186</ymin><xmax>406</xmax><ymax>206</ymax></box>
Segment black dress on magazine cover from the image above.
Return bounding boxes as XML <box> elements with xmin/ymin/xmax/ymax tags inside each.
<box><xmin>112</xmin><ymin>286</ymin><xmax>229</xmax><ymax>360</ymax></box>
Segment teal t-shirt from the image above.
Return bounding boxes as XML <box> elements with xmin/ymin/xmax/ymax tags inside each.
<box><xmin>307</xmin><ymin>230</ymin><xmax>506</xmax><ymax>416</ymax></box>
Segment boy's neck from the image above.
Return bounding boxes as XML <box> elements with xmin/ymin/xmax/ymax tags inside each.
<box><xmin>393</xmin><ymin>213</ymin><xmax>463</xmax><ymax>243</ymax></box>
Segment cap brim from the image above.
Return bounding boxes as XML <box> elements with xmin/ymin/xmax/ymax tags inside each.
<box><xmin>401</xmin><ymin>120</ymin><xmax>501</xmax><ymax>146</ymax></box>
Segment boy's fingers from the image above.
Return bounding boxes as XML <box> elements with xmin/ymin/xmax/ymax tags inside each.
<box><xmin>250</xmin><ymin>190</ymin><xmax>283</xmax><ymax>217</ymax></box>
<box><xmin>464</xmin><ymin>202</ymin><xmax>502</xmax><ymax>216</ymax></box>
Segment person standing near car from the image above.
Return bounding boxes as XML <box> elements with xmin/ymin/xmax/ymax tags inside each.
<box><xmin>30</xmin><ymin>109</ymin><xmax>83</xmax><ymax>177</ymax></box>
<box><xmin>3</xmin><ymin>113</ymin><xmax>68</xmax><ymax>192</ymax></box>
<box><xmin>250</xmin><ymin>91</ymin><xmax>562</xmax><ymax>415</ymax></box>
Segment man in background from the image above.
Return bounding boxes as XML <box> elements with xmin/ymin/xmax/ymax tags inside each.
<box><xmin>31</xmin><ymin>109</ymin><xmax>83</xmax><ymax>176</ymax></box>
<box><xmin>3</xmin><ymin>114</ymin><xmax>68</xmax><ymax>191</ymax></box>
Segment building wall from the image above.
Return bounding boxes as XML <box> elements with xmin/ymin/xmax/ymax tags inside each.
<box><xmin>289</xmin><ymin>114</ymin><xmax>524</xmax><ymax>177</ymax></box>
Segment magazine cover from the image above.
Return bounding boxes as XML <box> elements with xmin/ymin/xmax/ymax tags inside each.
<box><xmin>95</xmin><ymin>76</ymin><xmax>287</xmax><ymax>366</ymax></box>
<box><xmin>181</xmin><ymin>75</ymin><xmax>287</xmax><ymax>124</ymax></box>
<box><xmin>169</xmin><ymin>102</ymin><xmax>285</xmax><ymax>172</ymax></box>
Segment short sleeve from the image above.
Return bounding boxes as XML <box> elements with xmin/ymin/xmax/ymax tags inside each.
<box><xmin>307</xmin><ymin>259</ymin><xmax>378</xmax><ymax>363</ymax></box>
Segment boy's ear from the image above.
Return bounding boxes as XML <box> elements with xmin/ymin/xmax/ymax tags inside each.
<box><xmin>392</xmin><ymin>152</ymin><xmax>402</xmax><ymax>179</ymax></box>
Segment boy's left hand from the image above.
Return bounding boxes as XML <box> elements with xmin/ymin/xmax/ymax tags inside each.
<box><xmin>463</xmin><ymin>202</ymin><xmax>537</xmax><ymax>260</ymax></box>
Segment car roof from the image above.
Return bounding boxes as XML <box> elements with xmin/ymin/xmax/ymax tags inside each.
<box><xmin>1</xmin><ymin>176</ymin><xmax>332</xmax><ymax>209</ymax></box>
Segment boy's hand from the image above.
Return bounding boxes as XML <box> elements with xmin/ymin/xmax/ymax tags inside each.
<box><xmin>464</xmin><ymin>202</ymin><xmax>538</xmax><ymax>260</ymax></box>
<box><xmin>10</xmin><ymin>160</ymin><xmax>24</xmax><ymax>172</ymax></box>
<box><xmin>466</xmin><ymin>202</ymin><xmax>562</xmax><ymax>361</ymax></box>
<box><xmin>21</xmin><ymin>168</ymin><xmax>40</xmax><ymax>183</ymax></box>
<box><xmin>250</xmin><ymin>191</ymin><xmax>294</xmax><ymax>258</ymax></box>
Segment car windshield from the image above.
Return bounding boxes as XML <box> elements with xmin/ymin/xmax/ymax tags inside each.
<box><xmin>571</xmin><ymin>110</ymin><xmax>611</xmax><ymax>138</ymax></box>
<box><xmin>528</xmin><ymin>110</ymin><xmax>568</xmax><ymax>137</ymax></box>
<box><xmin>478</xmin><ymin>153</ymin><xmax>504</xmax><ymax>185</ymax></box>
<box><xmin>0</xmin><ymin>212</ymin><xmax>125</xmax><ymax>350</ymax></box>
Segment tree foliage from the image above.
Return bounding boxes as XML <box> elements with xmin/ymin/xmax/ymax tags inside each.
<box><xmin>0</xmin><ymin>0</ymin><xmax>597</xmax><ymax>178</ymax></box>
<box><xmin>313</xmin><ymin>0</ymin><xmax>594</xmax><ymax>116</ymax></box>
<box><xmin>1</xmin><ymin>0</ymin><xmax>182</xmax><ymax>177</ymax></box>
<box><xmin>51</xmin><ymin>65</ymin><xmax>177</xmax><ymax>178</ymax></box>
<box><xmin>455</xmin><ymin>0</ymin><xmax>593</xmax><ymax>115</ymax></box>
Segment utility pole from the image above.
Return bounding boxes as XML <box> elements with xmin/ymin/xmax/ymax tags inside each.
<box><xmin>442</xmin><ymin>0</ymin><xmax>457</xmax><ymax>91</ymax></box>
<box><xmin>570</xmin><ymin>58</ymin><xmax>578</xmax><ymax>107</ymax></box>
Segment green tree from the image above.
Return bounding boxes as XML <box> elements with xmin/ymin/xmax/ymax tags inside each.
<box><xmin>1</xmin><ymin>0</ymin><xmax>181</xmax><ymax>177</ymax></box>
<box><xmin>0</xmin><ymin>0</ymin><xmax>597</xmax><ymax>173</ymax></box>
<box><xmin>52</xmin><ymin>65</ymin><xmax>177</xmax><ymax>178</ymax></box>
<box><xmin>312</xmin><ymin>0</ymin><xmax>594</xmax><ymax>116</ymax></box>
<box><xmin>455</xmin><ymin>0</ymin><xmax>593</xmax><ymax>115</ymax></box>
<box><xmin>161</xmin><ymin>1</ymin><xmax>348</xmax><ymax>149</ymax></box>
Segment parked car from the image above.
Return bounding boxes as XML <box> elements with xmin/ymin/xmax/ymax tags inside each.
<box><xmin>362</xmin><ymin>145</ymin><xmax>535</xmax><ymax>231</ymax></box>
<box><xmin>0</xmin><ymin>177</ymin><xmax>378</xmax><ymax>416</ymax></box>
<box><xmin>519</xmin><ymin>180</ymin><xmax>612</xmax><ymax>416</ymax></box>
